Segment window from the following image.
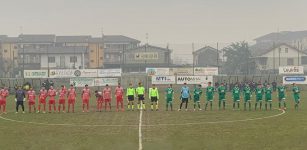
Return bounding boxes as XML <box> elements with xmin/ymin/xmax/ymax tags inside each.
<box><xmin>48</xmin><ymin>57</ymin><xmax>55</xmax><ymax>63</ymax></box>
<box><xmin>70</xmin><ymin>56</ymin><xmax>77</xmax><ymax>63</ymax></box>
<box><xmin>285</xmin><ymin>48</ymin><xmax>288</xmax><ymax>53</ymax></box>
<box><xmin>287</xmin><ymin>58</ymin><xmax>294</xmax><ymax>65</ymax></box>
<box><xmin>4</xmin><ymin>49</ymin><xmax>7</xmax><ymax>53</ymax></box>
<box><xmin>91</xmin><ymin>60</ymin><xmax>94</xmax><ymax>63</ymax></box>
<box><xmin>90</xmin><ymin>50</ymin><xmax>94</xmax><ymax>53</ymax></box>
<box><xmin>301</xmin><ymin>56</ymin><xmax>307</xmax><ymax>64</ymax></box>
<box><xmin>100</xmin><ymin>57</ymin><xmax>103</xmax><ymax>60</ymax></box>
<box><xmin>100</xmin><ymin>46</ymin><xmax>104</xmax><ymax>49</ymax></box>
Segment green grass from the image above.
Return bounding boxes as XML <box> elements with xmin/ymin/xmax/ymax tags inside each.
<box><xmin>0</xmin><ymin>90</ymin><xmax>306</xmax><ymax>150</ymax></box>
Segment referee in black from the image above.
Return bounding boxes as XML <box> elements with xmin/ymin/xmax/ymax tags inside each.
<box><xmin>15</xmin><ymin>86</ymin><xmax>26</xmax><ymax>113</ymax></box>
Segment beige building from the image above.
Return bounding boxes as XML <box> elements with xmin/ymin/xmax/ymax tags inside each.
<box><xmin>0</xmin><ymin>36</ymin><xmax>19</xmax><ymax>77</ymax></box>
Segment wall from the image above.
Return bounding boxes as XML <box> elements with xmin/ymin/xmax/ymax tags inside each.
<box><xmin>40</xmin><ymin>54</ymin><xmax>84</xmax><ymax>69</ymax></box>
<box><xmin>88</xmin><ymin>43</ymin><xmax>104</xmax><ymax>68</ymax></box>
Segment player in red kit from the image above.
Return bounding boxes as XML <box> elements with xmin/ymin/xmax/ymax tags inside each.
<box><xmin>95</xmin><ymin>90</ymin><xmax>103</xmax><ymax>112</ymax></box>
<box><xmin>81</xmin><ymin>84</ymin><xmax>91</xmax><ymax>112</ymax></box>
<box><xmin>27</xmin><ymin>87</ymin><xmax>36</xmax><ymax>113</ymax></box>
<box><xmin>58</xmin><ymin>85</ymin><xmax>67</xmax><ymax>113</ymax></box>
<box><xmin>38</xmin><ymin>86</ymin><xmax>47</xmax><ymax>113</ymax></box>
<box><xmin>0</xmin><ymin>87</ymin><xmax>9</xmax><ymax>114</ymax></box>
<box><xmin>103</xmin><ymin>84</ymin><xmax>112</xmax><ymax>111</ymax></box>
<box><xmin>48</xmin><ymin>86</ymin><xmax>57</xmax><ymax>113</ymax></box>
<box><xmin>67</xmin><ymin>84</ymin><xmax>76</xmax><ymax>113</ymax></box>
<box><xmin>115</xmin><ymin>83</ymin><xmax>124</xmax><ymax>112</ymax></box>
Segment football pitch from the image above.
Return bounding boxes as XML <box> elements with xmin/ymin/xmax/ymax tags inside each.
<box><xmin>0</xmin><ymin>91</ymin><xmax>306</xmax><ymax>150</ymax></box>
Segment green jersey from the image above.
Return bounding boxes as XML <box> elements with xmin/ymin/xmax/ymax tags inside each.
<box><xmin>126</xmin><ymin>87</ymin><xmax>135</xmax><ymax>96</ymax></box>
<box><xmin>255</xmin><ymin>87</ymin><xmax>264</xmax><ymax>101</ymax></box>
<box><xmin>232</xmin><ymin>87</ymin><xmax>240</xmax><ymax>100</ymax></box>
<box><xmin>265</xmin><ymin>87</ymin><xmax>272</xmax><ymax>101</ymax></box>
<box><xmin>193</xmin><ymin>88</ymin><xmax>202</xmax><ymax>101</ymax></box>
<box><xmin>243</xmin><ymin>86</ymin><xmax>252</xmax><ymax>101</ymax></box>
<box><xmin>136</xmin><ymin>86</ymin><xmax>145</xmax><ymax>95</ymax></box>
<box><xmin>165</xmin><ymin>88</ymin><xmax>174</xmax><ymax>100</ymax></box>
<box><xmin>218</xmin><ymin>85</ymin><xmax>226</xmax><ymax>100</ymax></box>
<box><xmin>206</xmin><ymin>86</ymin><xmax>214</xmax><ymax>101</ymax></box>
<box><xmin>292</xmin><ymin>86</ymin><xmax>300</xmax><ymax>101</ymax></box>
<box><xmin>277</xmin><ymin>86</ymin><xmax>286</xmax><ymax>99</ymax></box>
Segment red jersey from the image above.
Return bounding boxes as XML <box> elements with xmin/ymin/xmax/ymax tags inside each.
<box><xmin>115</xmin><ymin>87</ymin><xmax>124</xmax><ymax>98</ymax></box>
<box><xmin>48</xmin><ymin>89</ymin><xmax>57</xmax><ymax>100</ymax></box>
<box><xmin>103</xmin><ymin>88</ymin><xmax>112</xmax><ymax>100</ymax></box>
<box><xmin>68</xmin><ymin>88</ymin><xmax>76</xmax><ymax>99</ymax></box>
<box><xmin>0</xmin><ymin>89</ymin><xmax>9</xmax><ymax>100</ymax></box>
<box><xmin>27</xmin><ymin>90</ymin><xmax>36</xmax><ymax>101</ymax></box>
<box><xmin>82</xmin><ymin>88</ymin><xmax>91</xmax><ymax>100</ymax></box>
<box><xmin>59</xmin><ymin>88</ymin><xmax>67</xmax><ymax>99</ymax></box>
<box><xmin>39</xmin><ymin>89</ymin><xmax>48</xmax><ymax>100</ymax></box>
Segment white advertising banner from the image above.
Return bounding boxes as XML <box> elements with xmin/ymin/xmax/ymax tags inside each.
<box><xmin>24</xmin><ymin>70</ymin><xmax>48</xmax><ymax>78</ymax></box>
<box><xmin>279</xmin><ymin>66</ymin><xmax>304</xmax><ymax>75</ymax></box>
<box><xmin>194</xmin><ymin>67</ymin><xmax>219</xmax><ymax>76</ymax></box>
<box><xmin>94</xmin><ymin>78</ymin><xmax>118</xmax><ymax>86</ymax></box>
<box><xmin>70</xmin><ymin>78</ymin><xmax>95</xmax><ymax>87</ymax></box>
<box><xmin>146</xmin><ymin>68</ymin><xmax>170</xmax><ymax>76</ymax></box>
<box><xmin>282</xmin><ymin>76</ymin><xmax>307</xmax><ymax>85</ymax></box>
<box><xmin>97</xmin><ymin>69</ymin><xmax>122</xmax><ymax>77</ymax></box>
<box><xmin>151</xmin><ymin>76</ymin><xmax>176</xmax><ymax>84</ymax></box>
<box><xmin>49</xmin><ymin>69</ymin><xmax>98</xmax><ymax>78</ymax></box>
<box><xmin>170</xmin><ymin>68</ymin><xmax>193</xmax><ymax>75</ymax></box>
<box><xmin>176</xmin><ymin>76</ymin><xmax>213</xmax><ymax>85</ymax></box>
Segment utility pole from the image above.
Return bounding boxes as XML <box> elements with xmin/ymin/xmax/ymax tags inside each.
<box><xmin>298</xmin><ymin>41</ymin><xmax>300</xmax><ymax>66</ymax></box>
<box><xmin>192</xmin><ymin>42</ymin><xmax>195</xmax><ymax>75</ymax></box>
<box><xmin>217</xmin><ymin>42</ymin><xmax>219</xmax><ymax>74</ymax></box>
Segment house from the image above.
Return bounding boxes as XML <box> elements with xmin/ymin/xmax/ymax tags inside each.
<box><xmin>123</xmin><ymin>44</ymin><xmax>172</xmax><ymax>72</ymax></box>
<box><xmin>55</xmin><ymin>36</ymin><xmax>104</xmax><ymax>69</ymax></box>
<box><xmin>20</xmin><ymin>46</ymin><xmax>87</xmax><ymax>70</ymax></box>
<box><xmin>252</xmin><ymin>43</ymin><xmax>307</xmax><ymax>73</ymax></box>
<box><xmin>0</xmin><ymin>36</ymin><xmax>19</xmax><ymax>77</ymax></box>
<box><xmin>193</xmin><ymin>46</ymin><xmax>220</xmax><ymax>67</ymax></box>
<box><xmin>103</xmin><ymin>35</ymin><xmax>140</xmax><ymax>68</ymax></box>
<box><xmin>254</xmin><ymin>30</ymin><xmax>307</xmax><ymax>50</ymax></box>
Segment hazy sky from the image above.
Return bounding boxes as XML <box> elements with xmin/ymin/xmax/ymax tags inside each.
<box><xmin>1</xmin><ymin>0</ymin><xmax>307</xmax><ymax>62</ymax></box>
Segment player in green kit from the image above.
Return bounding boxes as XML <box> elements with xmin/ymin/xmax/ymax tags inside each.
<box><xmin>292</xmin><ymin>83</ymin><xmax>301</xmax><ymax>110</ymax></box>
<box><xmin>243</xmin><ymin>84</ymin><xmax>252</xmax><ymax>111</ymax></box>
<box><xmin>264</xmin><ymin>84</ymin><xmax>273</xmax><ymax>110</ymax></box>
<box><xmin>193</xmin><ymin>84</ymin><xmax>202</xmax><ymax>111</ymax></box>
<box><xmin>205</xmin><ymin>82</ymin><xmax>214</xmax><ymax>111</ymax></box>
<box><xmin>277</xmin><ymin>82</ymin><xmax>286</xmax><ymax>110</ymax></box>
<box><xmin>217</xmin><ymin>83</ymin><xmax>226</xmax><ymax>110</ymax></box>
<box><xmin>232</xmin><ymin>83</ymin><xmax>240</xmax><ymax>110</ymax></box>
<box><xmin>165</xmin><ymin>84</ymin><xmax>174</xmax><ymax>111</ymax></box>
<box><xmin>255</xmin><ymin>84</ymin><xmax>264</xmax><ymax>110</ymax></box>
<box><xmin>136</xmin><ymin>82</ymin><xmax>146</xmax><ymax>110</ymax></box>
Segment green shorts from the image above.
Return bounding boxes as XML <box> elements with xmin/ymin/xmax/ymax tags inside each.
<box><xmin>219</xmin><ymin>95</ymin><xmax>226</xmax><ymax>101</ymax></box>
<box><xmin>244</xmin><ymin>97</ymin><xmax>251</xmax><ymax>102</ymax></box>
<box><xmin>294</xmin><ymin>95</ymin><xmax>300</xmax><ymax>103</ymax></box>
<box><xmin>265</xmin><ymin>98</ymin><xmax>272</xmax><ymax>102</ymax></box>
<box><xmin>194</xmin><ymin>98</ymin><xmax>200</xmax><ymax>103</ymax></box>
<box><xmin>166</xmin><ymin>98</ymin><xmax>173</xmax><ymax>103</ymax></box>
<box><xmin>233</xmin><ymin>97</ymin><xmax>240</xmax><ymax>102</ymax></box>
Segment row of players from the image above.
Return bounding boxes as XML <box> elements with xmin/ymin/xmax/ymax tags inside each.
<box><xmin>0</xmin><ymin>81</ymin><xmax>301</xmax><ymax>114</ymax></box>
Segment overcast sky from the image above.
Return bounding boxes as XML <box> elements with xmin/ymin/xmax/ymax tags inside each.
<box><xmin>1</xmin><ymin>0</ymin><xmax>307</xmax><ymax>63</ymax></box>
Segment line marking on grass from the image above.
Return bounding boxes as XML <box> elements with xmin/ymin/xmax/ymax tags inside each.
<box><xmin>0</xmin><ymin>109</ymin><xmax>286</xmax><ymax>127</ymax></box>
<box><xmin>138</xmin><ymin>109</ymin><xmax>143</xmax><ymax>150</ymax></box>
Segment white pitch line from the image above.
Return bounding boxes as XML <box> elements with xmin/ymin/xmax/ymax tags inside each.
<box><xmin>0</xmin><ymin>109</ymin><xmax>286</xmax><ymax>127</ymax></box>
<box><xmin>138</xmin><ymin>108</ymin><xmax>143</xmax><ymax>150</ymax></box>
